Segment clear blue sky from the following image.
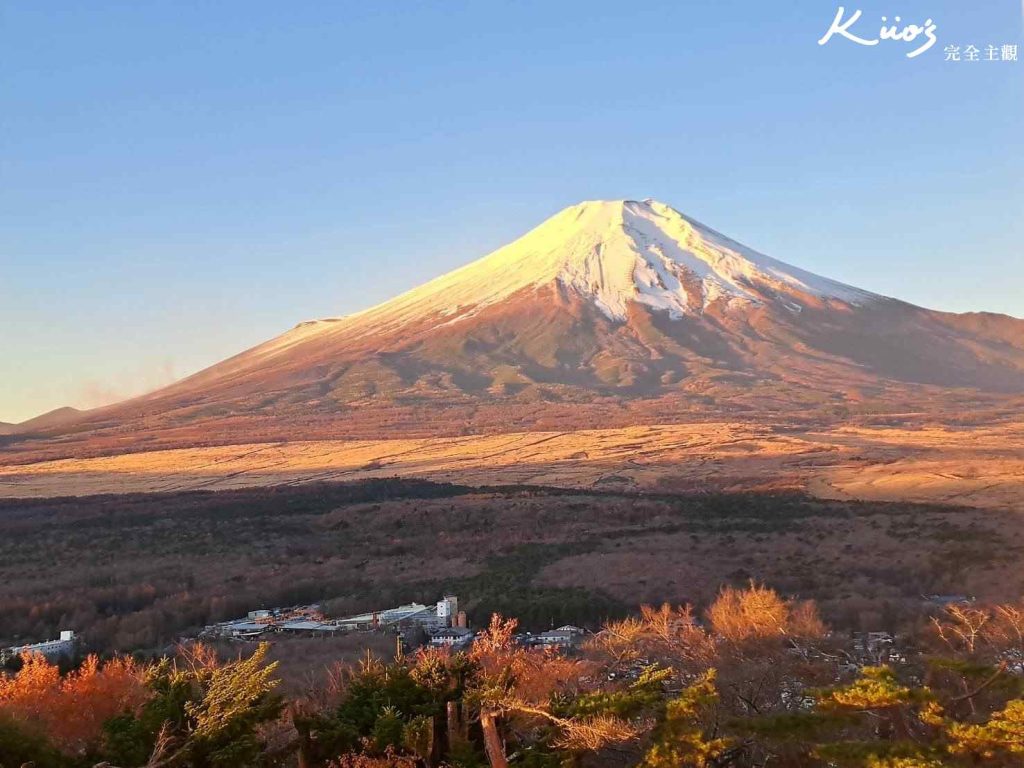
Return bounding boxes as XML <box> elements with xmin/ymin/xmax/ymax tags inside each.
<box><xmin>1</xmin><ymin>1</ymin><xmax>1022</xmax><ymax>422</ymax></box>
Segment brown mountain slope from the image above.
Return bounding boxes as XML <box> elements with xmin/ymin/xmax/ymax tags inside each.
<box><xmin>0</xmin><ymin>407</ymin><xmax>85</xmax><ymax>437</ymax></box>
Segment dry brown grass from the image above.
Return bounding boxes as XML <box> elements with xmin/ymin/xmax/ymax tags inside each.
<box><xmin>3</xmin><ymin>420</ymin><xmax>1021</xmax><ymax>511</ymax></box>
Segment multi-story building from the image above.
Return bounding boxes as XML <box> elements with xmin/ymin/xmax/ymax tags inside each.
<box><xmin>2</xmin><ymin>630</ymin><xmax>77</xmax><ymax>662</ymax></box>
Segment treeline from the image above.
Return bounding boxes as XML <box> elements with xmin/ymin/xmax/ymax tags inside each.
<box><xmin>0</xmin><ymin>479</ymin><xmax>476</xmax><ymax>651</ymax></box>
<box><xmin>3</xmin><ymin>584</ymin><xmax>1023</xmax><ymax>768</ymax></box>
<box><xmin>5</xmin><ymin>480</ymin><xmax>1013</xmax><ymax>659</ymax></box>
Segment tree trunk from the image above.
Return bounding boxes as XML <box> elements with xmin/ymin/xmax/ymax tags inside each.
<box><xmin>291</xmin><ymin>710</ymin><xmax>312</xmax><ymax>768</ymax></box>
<box><xmin>460</xmin><ymin>701</ymin><xmax>471</xmax><ymax>740</ymax></box>
<box><xmin>446</xmin><ymin>700</ymin><xmax>463</xmax><ymax>747</ymax></box>
<box><xmin>480</xmin><ymin>709</ymin><xmax>508</xmax><ymax>768</ymax></box>
<box><xmin>296</xmin><ymin>732</ymin><xmax>312</xmax><ymax>768</ymax></box>
<box><xmin>430</xmin><ymin>713</ymin><xmax>445</xmax><ymax>768</ymax></box>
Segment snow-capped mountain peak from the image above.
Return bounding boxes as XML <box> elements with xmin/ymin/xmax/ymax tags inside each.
<box><xmin>544</xmin><ymin>199</ymin><xmax>875</xmax><ymax>319</ymax></box>
<box><xmin>335</xmin><ymin>199</ymin><xmax>877</xmax><ymax>334</ymax></box>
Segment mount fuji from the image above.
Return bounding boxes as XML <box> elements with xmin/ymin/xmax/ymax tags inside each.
<box><xmin>9</xmin><ymin>199</ymin><xmax>1024</xmax><ymax>458</ymax></box>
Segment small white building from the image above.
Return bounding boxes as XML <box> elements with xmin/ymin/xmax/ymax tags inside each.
<box><xmin>533</xmin><ymin>626</ymin><xmax>586</xmax><ymax>650</ymax></box>
<box><xmin>428</xmin><ymin>627</ymin><xmax>474</xmax><ymax>648</ymax></box>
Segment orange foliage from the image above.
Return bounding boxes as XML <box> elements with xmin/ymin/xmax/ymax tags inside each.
<box><xmin>0</xmin><ymin>652</ymin><xmax>61</xmax><ymax>721</ymax></box>
<box><xmin>707</xmin><ymin>582</ymin><xmax>825</xmax><ymax>644</ymax></box>
<box><xmin>0</xmin><ymin>652</ymin><xmax>147</xmax><ymax>755</ymax></box>
<box><xmin>470</xmin><ymin>613</ymin><xmax>520</xmax><ymax>670</ymax></box>
<box><xmin>470</xmin><ymin>614</ymin><xmax>584</xmax><ymax>705</ymax></box>
<box><xmin>590</xmin><ymin>604</ymin><xmax>716</xmax><ymax>675</ymax></box>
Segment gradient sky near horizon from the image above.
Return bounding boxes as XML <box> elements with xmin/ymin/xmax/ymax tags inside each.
<box><xmin>1</xmin><ymin>1</ymin><xmax>1022</xmax><ymax>423</ymax></box>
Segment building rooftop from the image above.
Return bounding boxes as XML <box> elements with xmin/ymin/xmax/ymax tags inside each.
<box><xmin>430</xmin><ymin>626</ymin><xmax>474</xmax><ymax>637</ymax></box>
<box><xmin>222</xmin><ymin>621</ymin><xmax>267</xmax><ymax>632</ymax></box>
<box><xmin>280</xmin><ymin>620</ymin><xmax>328</xmax><ymax>631</ymax></box>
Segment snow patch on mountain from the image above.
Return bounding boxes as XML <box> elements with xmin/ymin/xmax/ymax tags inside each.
<box><xmin>550</xmin><ymin>200</ymin><xmax>874</xmax><ymax>320</ymax></box>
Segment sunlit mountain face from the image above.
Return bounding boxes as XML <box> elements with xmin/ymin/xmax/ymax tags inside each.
<box><xmin>7</xmin><ymin>199</ymin><xmax>1024</xmax><ymax>461</ymax></box>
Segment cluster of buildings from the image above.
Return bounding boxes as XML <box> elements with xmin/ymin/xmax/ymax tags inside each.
<box><xmin>199</xmin><ymin>594</ymin><xmax>588</xmax><ymax>653</ymax></box>
<box><xmin>1</xmin><ymin>630</ymin><xmax>77</xmax><ymax>663</ymax></box>
<box><xmin>200</xmin><ymin>595</ymin><xmax>471</xmax><ymax>643</ymax></box>
<box><xmin>3</xmin><ymin>596</ymin><xmax>588</xmax><ymax>663</ymax></box>
<box><xmin>200</xmin><ymin>604</ymin><xmax>340</xmax><ymax>640</ymax></box>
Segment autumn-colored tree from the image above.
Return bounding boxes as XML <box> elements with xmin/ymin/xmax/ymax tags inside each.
<box><xmin>62</xmin><ymin>655</ymin><xmax>148</xmax><ymax>755</ymax></box>
<box><xmin>708</xmin><ymin>584</ymin><xmax>833</xmax><ymax>732</ymax></box>
<box><xmin>0</xmin><ymin>651</ymin><xmax>61</xmax><ymax>723</ymax></box>
<box><xmin>0</xmin><ymin>652</ymin><xmax>145</xmax><ymax>756</ymax></box>
<box><xmin>6</xmin><ymin>587</ymin><xmax>1024</xmax><ymax>768</ymax></box>
<box><xmin>468</xmin><ymin>614</ymin><xmax>641</xmax><ymax>768</ymax></box>
<box><xmin>102</xmin><ymin>642</ymin><xmax>283</xmax><ymax>768</ymax></box>
<box><xmin>946</xmin><ymin>697</ymin><xmax>1024</xmax><ymax>763</ymax></box>
<box><xmin>931</xmin><ymin>604</ymin><xmax>993</xmax><ymax>657</ymax></box>
<box><xmin>989</xmin><ymin>603</ymin><xmax>1024</xmax><ymax>661</ymax></box>
<box><xmin>707</xmin><ymin>582</ymin><xmax>825</xmax><ymax>645</ymax></box>
<box><xmin>589</xmin><ymin>604</ymin><xmax>715</xmax><ymax>678</ymax></box>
